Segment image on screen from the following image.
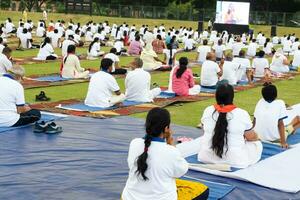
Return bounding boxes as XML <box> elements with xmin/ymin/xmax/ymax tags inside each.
<box><xmin>215</xmin><ymin>1</ymin><xmax>250</xmax><ymax>25</ymax></box>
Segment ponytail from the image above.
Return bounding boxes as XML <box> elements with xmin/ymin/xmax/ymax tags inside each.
<box><xmin>212</xmin><ymin>112</ymin><xmax>228</xmax><ymax>158</ymax></box>
<box><xmin>136</xmin><ymin>134</ymin><xmax>152</xmax><ymax>181</ymax></box>
<box><xmin>135</xmin><ymin>108</ymin><xmax>171</xmax><ymax>181</ymax></box>
<box><xmin>89</xmin><ymin>39</ymin><xmax>98</xmax><ymax>53</ymax></box>
<box><xmin>176</xmin><ymin>57</ymin><xmax>188</xmax><ymax>79</ymax></box>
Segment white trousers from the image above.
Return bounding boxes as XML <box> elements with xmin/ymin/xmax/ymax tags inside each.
<box><xmin>109</xmin><ymin>94</ymin><xmax>126</xmax><ymax>106</ymax></box>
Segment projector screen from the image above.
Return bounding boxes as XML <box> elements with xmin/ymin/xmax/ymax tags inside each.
<box><xmin>215</xmin><ymin>1</ymin><xmax>250</xmax><ymax>25</ymax></box>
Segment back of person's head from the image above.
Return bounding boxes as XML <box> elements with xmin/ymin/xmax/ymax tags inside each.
<box><xmin>100</xmin><ymin>58</ymin><xmax>113</xmax><ymax>71</ymax></box>
<box><xmin>258</xmin><ymin>50</ymin><xmax>265</xmax><ymax>58</ymax></box>
<box><xmin>134</xmin><ymin>57</ymin><xmax>143</xmax><ymax>68</ymax></box>
<box><xmin>135</xmin><ymin>35</ymin><xmax>140</xmax><ymax>41</ymax></box>
<box><xmin>225</xmin><ymin>52</ymin><xmax>233</xmax><ymax>61</ymax></box>
<box><xmin>68</xmin><ymin>35</ymin><xmax>74</xmax><ymax>40</ymax></box>
<box><xmin>252</xmin><ymin>39</ymin><xmax>256</xmax><ymax>43</ymax></box>
<box><xmin>23</xmin><ymin>28</ymin><xmax>28</xmax><ymax>34</ymax></box>
<box><xmin>67</xmin><ymin>45</ymin><xmax>76</xmax><ymax>54</ymax></box>
<box><xmin>262</xmin><ymin>83</ymin><xmax>277</xmax><ymax>103</ymax></box>
<box><xmin>2</xmin><ymin>47</ymin><xmax>12</xmax><ymax>56</ymax></box>
<box><xmin>136</xmin><ymin>107</ymin><xmax>171</xmax><ymax>181</ymax></box>
<box><xmin>157</xmin><ymin>34</ymin><xmax>162</xmax><ymax>40</ymax></box>
<box><xmin>110</xmin><ymin>47</ymin><xmax>117</xmax><ymax>54</ymax></box>
<box><xmin>295</xmin><ymin>38</ymin><xmax>299</xmax><ymax>42</ymax></box>
<box><xmin>0</xmin><ymin>37</ymin><xmax>3</xmax><ymax>44</ymax></box>
<box><xmin>176</xmin><ymin>57</ymin><xmax>188</xmax><ymax>79</ymax></box>
<box><xmin>8</xmin><ymin>65</ymin><xmax>25</xmax><ymax>79</ymax></box>
<box><xmin>206</xmin><ymin>52</ymin><xmax>216</xmax><ymax>61</ymax></box>
<box><xmin>41</xmin><ymin>37</ymin><xmax>51</xmax><ymax>48</ymax></box>
<box><xmin>212</xmin><ymin>83</ymin><xmax>234</xmax><ymax>158</ymax></box>
<box><xmin>239</xmin><ymin>50</ymin><xmax>246</xmax><ymax>57</ymax></box>
<box><xmin>218</xmin><ymin>39</ymin><xmax>223</xmax><ymax>45</ymax></box>
<box><xmin>203</xmin><ymin>39</ymin><xmax>208</xmax><ymax>45</ymax></box>
<box><xmin>54</xmin><ymin>29</ymin><xmax>58</xmax><ymax>33</ymax></box>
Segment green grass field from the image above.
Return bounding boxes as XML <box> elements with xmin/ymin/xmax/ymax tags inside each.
<box><xmin>2</xmin><ymin>10</ymin><xmax>300</xmax><ymax>127</ymax></box>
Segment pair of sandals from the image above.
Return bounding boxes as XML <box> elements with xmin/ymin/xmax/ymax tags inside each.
<box><xmin>33</xmin><ymin>121</ymin><xmax>63</xmax><ymax>134</ymax></box>
<box><xmin>35</xmin><ymin>91</ymin><xmax>51</xmax><ymax>102</ymax></box>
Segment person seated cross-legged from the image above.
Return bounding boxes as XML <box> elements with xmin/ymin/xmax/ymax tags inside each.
<box><xmin>125</xmin><ymin>58</ymin><xmax>161</xmax><ymax>102</ymax></box>
<box><xmin>85</xmin><ymin>58</ymin><xmax>125</xmax><ymax>108</ymax></box>
<box><xmin>0</xmin><ymin>66</ymin><xmax>41</xmax><ymax>127</ymax></box>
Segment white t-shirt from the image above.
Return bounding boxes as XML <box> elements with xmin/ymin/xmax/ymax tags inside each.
<box><xmin>104</xmin><ymin>53</ymin><xmax>120</xmax><ymax>72</ymax></box>
<box><xmin>263</xmin><ymin>43</ymin><xmax>273</xmax><ymax>55</ymax></box>
<box><xmin>122</xmin><ymin>138</ymin><xmax>188</xmax><ymax>200</ymax></box>
<box><xmin>0</xmin><ymin>44</ymin><xmax>4</xmax><ymax>53</ymax></box>
<box><xmin>283</xmin><ymin>40</ymin><xmax>292</xmax><ymax>52</ymax></box>
<box><xmin>247</xmin><ymin>42</ymin><xmax>258</xmax><ymax>57</ymax></box>
<box><xmin>270</xmin><ymin>54</ymin><xmax>289</xmax><ymax>73</ymax></box>
<box><xmin>254</xmin><ymin>99</ymin><xmax>288</xmax><ymax>141</ymax></box>
<box><xmin>85</xmin><ymin>71</ymin><xmax>120</xmax><ymax>108</ymax></box>
<box><xmin>199</xmin><ymin>106</ymin><xmax>259</xmax><ymax>168</ymax></box>
<box><xmin>197</xmin><ymin>45</ymin><xmax>211</xmax><ymax>63</ymax></box>
<box><xmin>50</xmin><ymin>33</ymin><xmax>61</xmax><ymax>48</ymax></box>
<box><xmin>88</xmin><ymin>42</ymin><xmax>101</xmax><ymax>57</ymax></box>
<box><xmin>214</xmin><ymin>44</ymin><xmax>225</xmax><ymax>59</ymax></box>
<box><xmin>0</xmin><ymin>76</ymin><xmax>25</xmax><ymax>127</ymax></box>
<box><xmin>37</xmin><ymin>43</ymin><xmax>55</xmax><ymax>60</ymax></box>
<box><xmin>232</xmin><ymin>57</ymin><xmax>251</xmax><ymax>81</ymax></box>
<box><xmin>85</xmin><ymin>31</ymin><xmax>93</xmax><ymax>42</ymax></box>
<box><xmin>198</xmin><ymin>106</ymin><xmax>262</xmax><ymax>168</ymax></box>
<box><xmin>19</xmin><ymin>32</ymin><xmax>32</xmax><ymax>49</ymax></box>
<box><xmin>125</xmin><ymin>68</ymin><xmax>153</xmax><ymax>102</ymax></box>
<box><xmin>292</xmin><ymin>42</ymin><xmax>300</xmax><ymax>52</ymax></box>
<box><xmin>221</xmin><ymin>61</ymin><xmax>239</xmax><ymax>85</ymax></box>
<box><xmin>252</xmin><ymin>58</ymin><xmax>269</xmax><ymax>77</ymax></box>
<box><xmin>114</xmin><ymin>41</ymin><xmax>124</xmax><ymax>53</ymax></box>
<box><xmin>292</xmin><ymin>50</ymin><xmax>300</xmax><ymax>67</ymax></box>
<box><xmin>201</xmin><ymin>60</ymin><xmax>220</xmax><ymax>86</ymax></box>
<box><xmin>61</xmin><ymin>39</ymin><xmax>75</xmax><ymax>57</ymax></box>
<box><xmin>0</xmin><ymin>53</ymin><xmax>13</xmax><ymax>74</ymax></box>
<box><xmin>36</xmin><ymin>26</ymin><xmax>45</xmax><ymax>37</ymax></box>
<box><xmin>232</xmin><ymin>42</ymin><xmax>244</xmax><ymax>56</ymax></box>
<box><xmin>272</xmin><ymin>37</ymin><xmax>279</xmax><ymax>44</ymax></box>
<box><xmin>184</xmin><ymin>38</ymin><xmax>195</xmax><ymax>50</ymax></box>
<box><xmin>65</xmin><ymin>29</ymin><xmax>74</xmax><ymax>39</ymax></box>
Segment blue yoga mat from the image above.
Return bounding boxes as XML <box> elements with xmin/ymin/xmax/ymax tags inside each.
<box><xmin>0</xmin><ymin>114</ymin><xmax>65</xmax><ymax>133</ymax></box>
<box><xmin>156</xmin><ymin>91</ymin><xmax>176</xmax><ymax>98</ymax></box>
<box><xmin>59</xmin><ymin>101</ymin><xmax>145</xmax><ymax>111</ymax></box>
<box><xmin>186</xmin><ymin>142</ymin><xmax>286</xmax><ymax>172</ymax></box>
<box><xmin>182</xmin><ymin>176</ymin><xmax>235</xmax><ymax>200</ymax></box>
<box><xmin>33</xmin><ymin>75</ymin><xmax>72</xmax><ymax>82</ymax></box>
<box><xmin>200</xmin><ymin>87</ymin><xmax>216</xmax><ymax>93</ymax></box>
<box><xmin>287</xmin><ymin>129</ymin><xmax>300</xmax><ymax>145</ymax></box>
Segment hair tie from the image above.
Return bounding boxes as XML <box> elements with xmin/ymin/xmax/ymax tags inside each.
<box><xmin>144</xmin><ymin>147</ymin><xmax>149</xmax><ymax>152</ymax></box>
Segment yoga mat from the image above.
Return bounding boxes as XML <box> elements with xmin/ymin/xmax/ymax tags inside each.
<box><xmin>200</xmin><ymin>87</ymin><xmax>216</xmax><ymax>93</ymax></box>
<box><xmin>0</xmin><ymin>116</ymin><xmax>299</xmax><ymax>199</ymax></box>
<box><xmin>0</xmin><ymin>112</ymin><xmax>66</xmax><ymax>133</ymax></box>
<box><xmin>156</xmin><ymin>91</ymin><xmax>176</xmax><ymax>99</ymax></box>
<box><xmin>33</xmin><ymin>75</ymin><xmax>72</xmax><ymax>82</ymax></box>
<box><xmin>57</xmin><ymin>101</ymin><xmax>144</xmax><ymax>112</ymax></box>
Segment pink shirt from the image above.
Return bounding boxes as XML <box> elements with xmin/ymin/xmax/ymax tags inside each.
<box><xmin>128</xmin><ymin>40</ymin><xmax>142</xmax><ymax>55</ymax></box>
<box><xmin>172</xmin><ymin>67</ymin><xmax>195</xmax><ymax>96</ymax></box>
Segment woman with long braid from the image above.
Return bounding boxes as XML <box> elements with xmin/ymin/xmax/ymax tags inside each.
<box><xmin>122</xmin><ymin>108</ymin><xmax>209</xmax><ymax>200</ymax></box>
<box><xmin>198</xmin><ymin>84</ymin><xmax>262</xmax><ymax>168</ymax></box>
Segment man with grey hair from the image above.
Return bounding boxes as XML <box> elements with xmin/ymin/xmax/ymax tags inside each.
<box><xmin>125</xmin><ymin>58</ymin><xmax>161</xmax><ymax>102</ymax></box>
<box><xmin>0</xmin><ymin>66</ymin><xmax>41</xmax><ymax>127</ymax></box>
<box><xmin>220</xmin><ymin>52</ymin><xmax>240</xmax><ymax>85</ymax></box>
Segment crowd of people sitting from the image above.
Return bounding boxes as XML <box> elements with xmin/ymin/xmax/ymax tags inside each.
<box><xmin>0</xmin><ymin>15</ymin><xmax>300</xmax><ymax>200</ymax></box>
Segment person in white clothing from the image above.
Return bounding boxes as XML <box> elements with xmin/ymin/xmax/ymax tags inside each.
<box><xmin>221</xmin><ymin>53</ymin><xmax>239</xmax><ymax>85</ymax></box>
<box><xmin>87</xmin><ymin>37</ymin><xmax>104</xmax><ymax>59</ymax></box>
<box><xmin>232</xmin><ymin>50</ymin><xmax>252</xmax><ymax>83</ymax></box>
<box><xmin>122</xmin><ymin>108</ymin><xmax>209</xmax><ymax>200</ymax></box>
<box><xmin>272</xmin><ymin>35</ymin><xmax>279</xmax><ymax>44</ymax></box>
<box><xmin>0</xmin><ymin>47</ymin><xmax>13</xmax><ymax>74</ymax></box>
<box><xmin>18</xmin><ymin>28</ymin><xmax>32</xmax><ymax>49</ymax></box>
<box><xmin>0</xmin><ymin>66</ymin><xmax>41</xmax><ymax>127</ymax></box>
<box><xmin>198</xmin><ymin>84</ymin><xmax>262</xmax><ymax>168</ymax></box>
<box><xmin>37</xmin><ymin>37</ymin><xmax>58</xmax><ymax>60</ymax></box>
<box><xmin>125</xmin><ymin>58</ymin><xmax>161</xmax><ymax>102</ymax></box>
<box><xmin>85</xmin><ymin>58</ymin><xmax>125</xmax><ymax>108</ymax></box>
<box><xmin>200</xmin><ymin>52</ymin><xmax>223</xmax><ymax>88</ymax></box>
<box><xmin>163</xmin><ymin>43</ymin><xmax>178</xmax><ymax>68</ymax></box>
<box><xmin>36</xmin><ymin>23</ymin><xmax>45</xmax><ymax>37</ymax></box>
<box><xmin>0</xmin><ymin>37</ymin><xmax>5</xmax><ymax>53</ymax></box>
<box><xmin>270</xmin><ymin>48</ymin><xmax>290</xmax><ymax>73</ymax></box>
<box><xmin>232</xmin><ymin>37</ymin><xmax>244</xmax><ymax>57</ymax></box>
<box><xmin>213</xmin><ymin>39</ymin><xmax>225</xmax><ymax>61</ymax></box>
<box><xmin>196</xmin><ymin>39</ymin><xmax>211</xmax><ymax>64</ymax></box>
<box><xmin>85</xmin><ymin>27</ymin><xmax>93</xmax><ymax>42</ymax></box>
<box><xmin>184</xmin><ymin>35</ymin><xmax>196</xmax><ymax>51</ymax></box>
<box><xmin>252</xmin><ymin>50</ymin><xmax>270</xmax><ymax>78</ymax></box>
<box><xmin>282</xmin><ymin>38</ymin><xmax>292</xmax><ymax>54</ymax></box>
<box><xmin>43</xmin><ymin>10</ymin><xmax>48</xmax><ymax>21</ymax></box>
<box><xmin>292</xmin><ymin>38</ymin><xmax>299</xmax><ymax>52</ymax></box>
<box><xmin>61</xmin><ymin>35</ymin><xmax>76</xmax><ymax>57</ymax></box>
<box><xmin>50</xmin><ymin>29</ymin><xmax>61</xmax><ymax>48</ymax></box>
<box><xmin>61</xmin><ymin>45</ymin><xmax>89</xmax><ymax>79</ymax></box>
<box><xmin>247</xmin><ymin>39</ymin><xmax>258</xmax><ymax>57</ymax></box>
<box><xmin>254</xmin><ymin>83</ymin><xmax>300</xmax><ymax>148</ymax></box>
<box><xmin>104</xmin><ymin>48</ymin><xmax>127</xmax><ymax>75</ymax></box>
<box><xmin>262</xmin><ymin>38</ymin><xmax>274</xmax><ymax>56</ymax></box>
<box><xmin>292</xmin><ymin>46</ymin><xmax>300</xmax><ymax>68</ymax></box>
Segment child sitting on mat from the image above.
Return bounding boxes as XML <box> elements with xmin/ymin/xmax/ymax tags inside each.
<box><xmin>253</xmin><ymin>83</ymin><xmax>300</xmax><ymax>148</ymax></box>
<box><xmin>197</xmin><ymin>83</ymin><xmax>262</xmax><ymax>168</ymax></box>
<box><xmin>85</xmin><ymin>58</ymin><xmax>125</xmax><ymax>108</ymax></box>
<box><xmin>122</xmin><ymin>108</ymin><xmax>209</xmax><ymax>200</ymax></box>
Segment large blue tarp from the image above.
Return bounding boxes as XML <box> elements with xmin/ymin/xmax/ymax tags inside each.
<box><xmin>0</xmin><ymin>116</ymin><xmax>299</xmax><ymax>200</ymax></box>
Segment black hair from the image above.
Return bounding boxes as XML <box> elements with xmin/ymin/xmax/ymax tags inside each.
<box><xmin>89</xmin><ymin>37</ymin><xmax>99</xmax><ymax>53</ymax></box>
<box><xmin>157</xmin><ymin>34</ymin><xmax>162</xmax><ymax>40</ymax></box>
<box><xmin>135</xmin><ymin>35</ymin><xmax>140</xmax><ymax>41</ymax></box>
<box><xmin>100</xmin><ymin>58</ymin><xmax>113</xmax><ymax>71</ymax></box>
<box><xmin>63</xmin><ymin>45</ymin><xmax>76</xmax><ymax>64</ymax></box>
<box><xmin>135</xmin><ymin>108</ymin><xmax>171</xmax><ymax>181</ymax></box>
<box><xmin>0</xmin><ymin>37</ymin><xmax>3</xmax><ymax>44</ymax></box>
<box><xmin>264</xmin><ymin>38</ymin><xmax>270</xmax><ymax>48</ymax></box>
<box><xmin>262</xmin><ymin>83</ymin><xmax>277</xmax><ymax>103</ymax></box>
<box><xmin>176</xmin><ymin>57</ymin><xmax>188</xmax><ymax>78</ymax></box>
<box><xmin>41</xmin><ymin>37</ymin><xmax>51</xmax><ymax>48</ymax></box>
<box><xmin>110</xmin><ymin>47</ymin><xmax>117</xmax><ymax>54</ymax></box>
<box><xmin>212</xmin><ymin>84</ymin><xmax>234</xmax><ymax>158</ymax></box>
<box><xmin>258</xmin><ymin>50</ymin><xmax>265</xmax><ymax>58</ymax></box>
<box><xmin>203</xmin><ymin>39</ymin><xmax>208</xmax><ymax>45</ymax></box>
<box><xmin>167</xmin><ymin>43</ymin><xmax>173</xmax><ymax>66</ymax></box>
<box><xmin>54</xmin><ymin>29</ymin><xmax>58</xmax><ymax>33</ymax></box>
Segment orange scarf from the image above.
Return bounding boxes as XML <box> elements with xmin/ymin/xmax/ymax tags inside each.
<box><xmin>214</xmin><ymin>104</ymin><xmax>237</xmax><ymax>113</ymax></box>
